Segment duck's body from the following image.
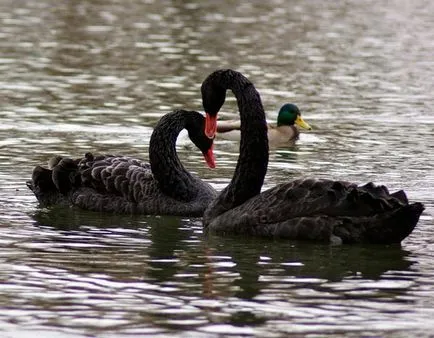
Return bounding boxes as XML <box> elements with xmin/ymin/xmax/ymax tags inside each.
<box><xmin>27</xmin><ymin>110</ymin><xmax>217</xmax><ymax>217</ymax></box>
<box><xmin>216</xmin><ymin>103</ymin><xmax>312</xmax><ymax>146</ymax></box>
<box><xmin>201</xmin><ymin>69</ymin><xmax>424</xmax><ymax>244</ymax></box>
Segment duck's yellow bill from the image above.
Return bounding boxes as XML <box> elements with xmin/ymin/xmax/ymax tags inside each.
<box><xmin>295</xmin><ymin>115</ymin><xmax>312</xmax><ymax>130</ymax></box>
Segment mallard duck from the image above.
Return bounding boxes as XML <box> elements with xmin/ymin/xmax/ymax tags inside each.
<box><xmin>216</xmin><ymin>103</ymin><xmax>312</xmax><ymax>146</ymax></box>
<box><xmin>200</xmin><ymin>69</ymin><xmax>424</xmax><ymax>244</ymax></box>
<box><xmin>27</xmin><ymin>110</ymin><xmax>217</xmax><ymax>216</ymax></box>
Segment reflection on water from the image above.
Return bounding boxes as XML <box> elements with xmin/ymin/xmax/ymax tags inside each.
<box><xmin>0</xmin><ymin>207</ymin><xmax>423</xmax><ymax>337</ymax></box>
<box><xmin>0</xmin><ymin>0</ymin><xmax>433</xmax><ymax>336</ymax></box>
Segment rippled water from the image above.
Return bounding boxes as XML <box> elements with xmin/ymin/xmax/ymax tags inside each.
<box><xmin>1</xmin><ymin>0</ymin><xmax>433</xmax><ymax>337</ymax></box>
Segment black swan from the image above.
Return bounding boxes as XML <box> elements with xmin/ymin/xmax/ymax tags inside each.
<box><xmin>201</xmin><ymin>69</ymin><xmax>424</xmax><ymax>244</ymax></box>
<box><xmin>217</xmin><ymin>103</ymin><xmax>312</xmax><ymax>146</ymax></box>
<box><xmin>27</xmin><ymin>110</ymin><xmax>217</xmax><ymax>216</ymax></box>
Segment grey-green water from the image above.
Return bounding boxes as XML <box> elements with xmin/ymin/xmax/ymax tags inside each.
<box><xmin>1</xmin><ymin>0</ymin><xmax>433</xmax><ymax>337</ymax></box>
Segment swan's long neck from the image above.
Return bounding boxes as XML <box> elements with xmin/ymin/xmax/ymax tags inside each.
<box><xmin>214</xmin><ymin>70</ymin><xmax>269</xmax><ymax>211</ymax></box>
<box><xmin>149</xmin><ymin>111</ymin><xmax>196</xmax><ymax>201</ymax></box>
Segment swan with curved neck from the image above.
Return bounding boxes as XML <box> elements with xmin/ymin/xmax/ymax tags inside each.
<box><xmin>27</xmin><ymin>110</ymin><xmax>217</xmax><ymax>216</ymax></box>
<box><xmin>201</xmin><ymin>69</ymin><xmax>424</xmax><ymax>244</ymax></box>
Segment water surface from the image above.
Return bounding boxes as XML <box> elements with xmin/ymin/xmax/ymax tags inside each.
<box><xmin>0</xmin><ymin>0</ymin><xmax>433</xmax><ymax>337</ymax></box>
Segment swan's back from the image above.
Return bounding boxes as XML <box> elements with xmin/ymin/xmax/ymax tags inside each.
<box><xmin>78</xmin><ymin>154</ymin><xmax>154</xmax><ymax>199</ymax></box>
<box><xmin>205</xmin><ymin>178</ymin><xmax>424</xmax><ymax>244</ymax></box>
<box><xmin>28</xmin><ymin>153</ymin><xmax>156</xmax><ymax>211</ymax></box>
<box><xmin>28</xmin><ymin>152</ymin><xmax>216</xmax><ymax>216</ymax></box>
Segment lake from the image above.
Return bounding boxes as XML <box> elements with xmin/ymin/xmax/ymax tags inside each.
<box><xmin>0</xmin><ymin>0</ymin><xmax>433</xmax><ymax>337</ymax></box>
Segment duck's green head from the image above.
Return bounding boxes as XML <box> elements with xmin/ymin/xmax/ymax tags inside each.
<box><xmin>277</xmin><ymin>103</ymin><xmax>312</xmax><ymax>130</ymax></box>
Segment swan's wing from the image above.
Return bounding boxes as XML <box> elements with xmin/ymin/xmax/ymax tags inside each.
<box><xmin>76</xmin><ymin>154</ymin><xmax>156</xmax><ymax>202</ymax></box>
<box><xmin>244</xmin><ymin>178</ymin><xmax>410</xmax><ymax>221</ymax></box>
<box><xmin>207</xmin><ymin>178</ymin><xmax>422</xmax><ymax>243</ymax></box>
<box><xmin>28</xmin><ymin>153</ymin><xmax>155</xmax><ymax>204</ymax></box>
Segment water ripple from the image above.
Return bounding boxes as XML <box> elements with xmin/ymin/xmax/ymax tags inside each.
<box><xmin>0</xmin><ymin>0</ymin><xmax>433</xmax><ymax>337</ymax></box>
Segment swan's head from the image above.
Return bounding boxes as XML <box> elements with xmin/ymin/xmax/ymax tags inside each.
<box><xmin>187</xmin><ymin>113</ymin><xmax>216</xmax><ymax>169</ymax></box>
<box><xmin>201</xmin><ymin>71</ymin><xmax>228</xmax><ymax>139</ymax></box>
<box><xmin>277</xmin><ymin>103</ymin><xmax>312</xmax><ymax>130</ymax></box>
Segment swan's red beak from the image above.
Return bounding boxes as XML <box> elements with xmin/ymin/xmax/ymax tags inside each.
<box><xmin>203</xmin><ymin>145</ymin><xmax>216</xmax><ymax>169</ymax></box>
<box><xmin>205</xmin><ymin>113</ymin><xmax>217</xmax><ymax>139</ymax></box>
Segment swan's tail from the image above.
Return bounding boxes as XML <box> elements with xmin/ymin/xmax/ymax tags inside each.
<box><xmin>27</xmin><ymin>157</ymin><xmax>80</xmax><ymax>206</ymax></box>
<box><xmin>368</xmin><ymin>202</ymin><xmax>424</xmax><ymax>244</ymax></box>
<box><xmin>335</xmin><ymin>202</ymin><xmax>425</xmax><ymax>244</ymax></box>
<box><xmin>27</xmin><ymin>165</ymin><xmax>60</xmax><ymax>206</ymax></box>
